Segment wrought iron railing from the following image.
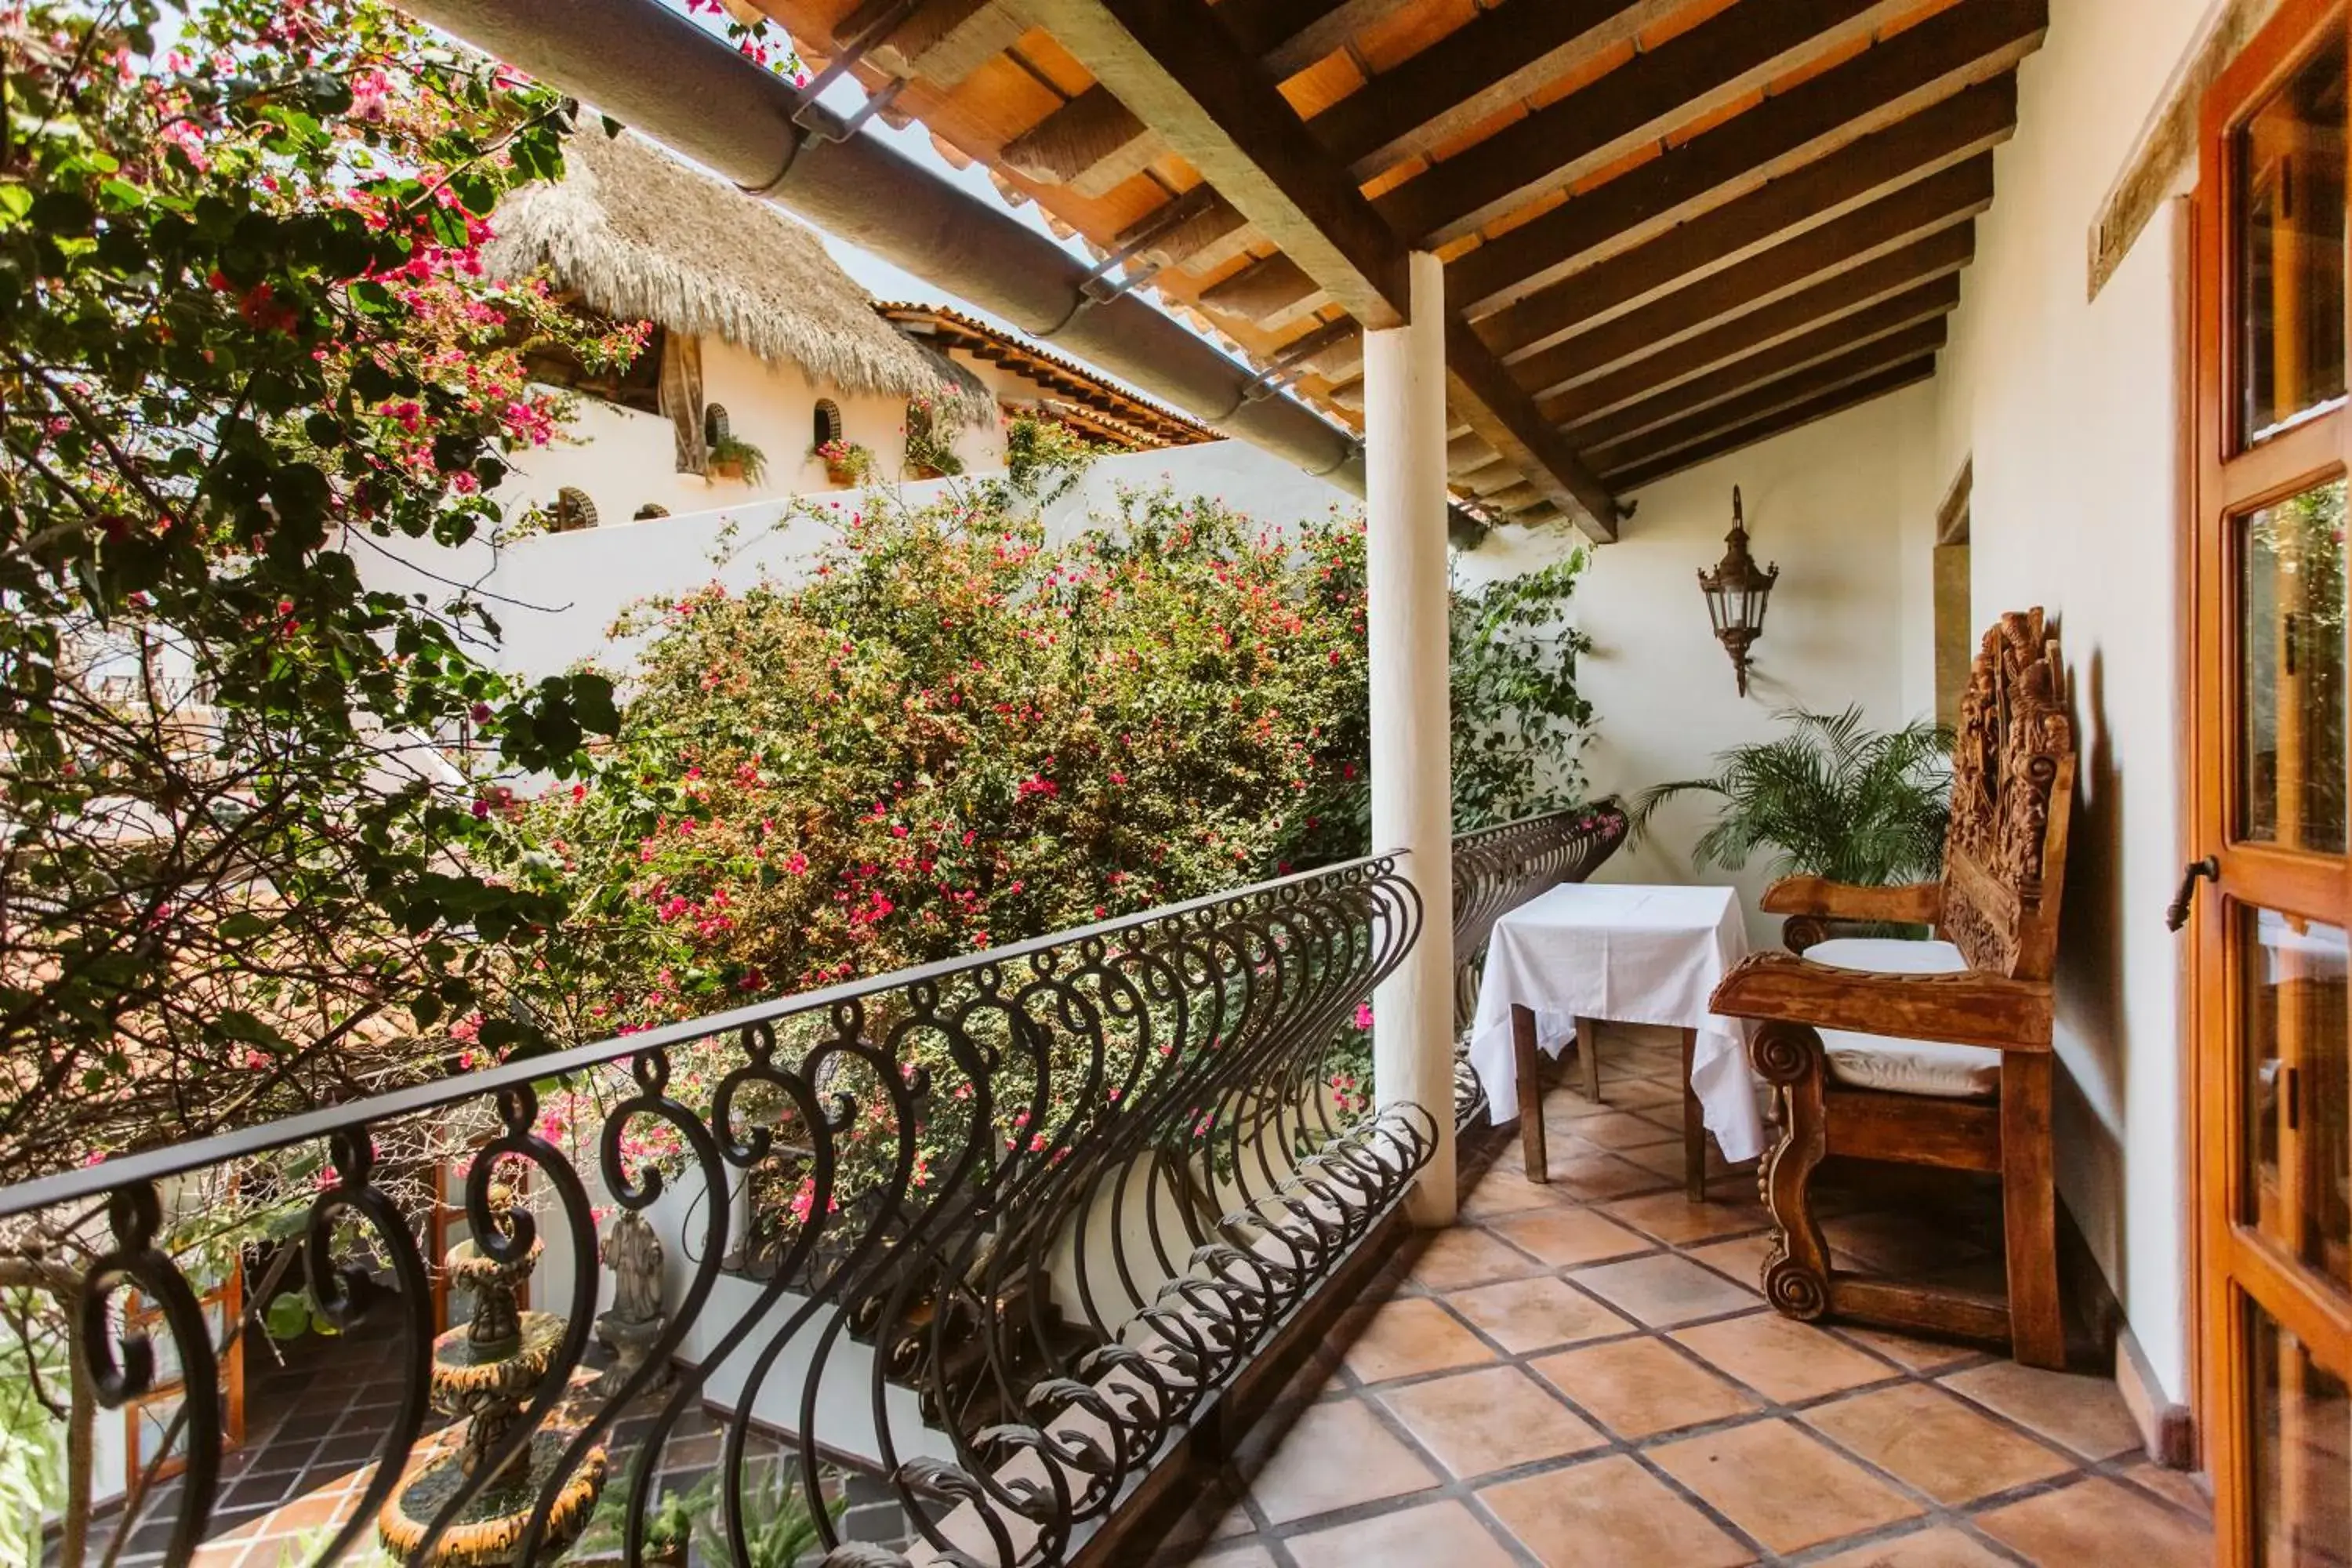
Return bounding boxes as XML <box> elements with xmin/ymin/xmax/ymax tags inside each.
<box><xmin>1446</xmin><ymin>801</ymin><xmax>1630</xmax><ymax>1127</ymax></box>
<box><xmin>5</xmin><ymin>855</ymin><xmax>1426</xmax><ymax>1567</ymax></box>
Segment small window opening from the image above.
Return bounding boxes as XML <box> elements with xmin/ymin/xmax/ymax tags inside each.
<box><xmin>813</xmin><ymin>399</ymin><xmax>844</xmax><ymax>449</ymax></box>
<box><xmin>703</xmin><ymin>404</ymin><xmax>731</xmax><ymax>448</ymax></box>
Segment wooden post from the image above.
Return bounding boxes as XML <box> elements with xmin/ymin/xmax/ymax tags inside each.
<box><xmin>1682</xmin><ymin>1027</ymin><xmax>1707</xmax><ymax>1203</ymax></box>
<box><xmin>1512</xmin><ymin>1005</ymin><xmax>1548</xmax><ymax>1181</ymax></box>
<box><xmin>1578</xmin><ymin>1016</ymin><xmax>1603</xmax><ymax>1104</ymax></box>
<box><xmin>1367</xmin><ymin>251</ymin><xmax>1456</xmax><ymax>1225</ymax></box>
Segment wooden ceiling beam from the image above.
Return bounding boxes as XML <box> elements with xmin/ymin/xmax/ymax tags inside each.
<box><xmin>1213</xmin><ymin>0</ymin><xmax>1414</xmax><ymax>78</ymax></box>
<box><xmin>1589</xmin><ymin>334</ymin><xmax>1944</xmax><ymax>472</ymax></box>
<box><xmin>1018</xmin><ymin>0</ymin><xmax>1406</xmax><ymax>325</ymax></box>
<box><xmin>991</xmin><ymin>0</ymin><xmax>1386</xmax><ymax>206</ymax></box>
<box><xmin>1602</xmin><ymin>358</ymin><xmax>1939</xmax><ymax>491</ymax></box>
<box><xmin>1540</xmin><ymin>266</ymin><xmax>1962</xmax><ymax>423</ymax></box>
<box><xmin>1446</xmin><ymin>431</ymin><xmax>1499</xmax><ymax>474</ymax></box>
<box><xmin>1461</xmin><ymin>458</ymin><xmax>1527</xmax><ymax>497</ymax></box>
<box><xmin>1370</xmin><ymin>0</ymin><xmax>1918</xmax><ymax>244</ymax></box>
<box><xmin>1456</xmin><ymin>69</ymin><xmax>2014</xmax><ymax>326</ymax></box>
<box><xmin>837</xmin><ymin>0</ymin><xmax>1028</xmax><ymax>85</ymax></box>
<box><xmin>1444</xmin><ymin>318</ymin><xmax>1617</xmax><ymax>539</ymax></box>
<box><xmin>1018</xmin><ymin>0</ymin><xmax>1622</xmax><ymax>536</ymax></box>
<box><xmin>1264</xmin><ymin>313</ymin><xmax>1363</xmax><ymax>374</ymax></box>
<box><xmin>1000</xmin><ymin>86</ymin><xmax>1165</xmax><ymax>197</ymax></box>
<box><xmin>1566</xmin><ymin>313</ymin><xmax>1949</xmax><ymax>452</ymax></box>
<box><xmin>1498</xmin><ymin>160</ymin><xmax>1988</xmax><ymax>394</ymax></box>
<box><xmin>1403</xmin><ymin>0</ymin><xmax>2040</xmax><ymax>269</ymax></box>
<box><xmin>1200</xmin><ymin>252</ymin><xmax>1334</xmax><ymax>327</ymax></box>
<box><xmin>1295</xmin><ymin>326</ymin><xmax>1362</xmax><ymax>381</ymax></box>
<box><xmin>1115</xmin><ymin>188</ymin><xmax>1261</xmax><ymax>272</ymax></box>
<box><xmin>1305</xmin><ymin>0</ymin><xmax>1682</xmax><ymax>178</ymax></box>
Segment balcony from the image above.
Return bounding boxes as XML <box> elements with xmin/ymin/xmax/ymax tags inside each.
<box><xmin>1162</xmin><ymin>1055</ymin><xmax>2215</xmax><ymax>1567</ymax></box>
<box><xmin>13</xmin><ymin>811</ymin><xmax>1630</xmax><ymax>1568</ymax></box>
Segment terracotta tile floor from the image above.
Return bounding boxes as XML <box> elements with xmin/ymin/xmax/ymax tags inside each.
<box><xmin>1169</xmin><ymin>1028</ymin><xmax>2216</xmax><ymax>1568</ymax></box>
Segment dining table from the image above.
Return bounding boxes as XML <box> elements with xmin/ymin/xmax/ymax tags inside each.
<box><xmin>1468</xmin><ymin>881</ymin><xmax>1767</xmax><ymax>1197</ymax></box>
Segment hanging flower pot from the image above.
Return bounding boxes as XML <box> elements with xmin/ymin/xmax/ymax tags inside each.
<box><xmin>706</xmin><ymin>432</ymin><xmax>766</xmax><ymax>485</ymax></box>
<box><xmin>814</xmin><ymin>438</ymin><xmax>872</xmax><ymax>488</ymax></box>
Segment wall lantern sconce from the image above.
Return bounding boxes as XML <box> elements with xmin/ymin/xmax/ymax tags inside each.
<box><xmin>1697</xmin><ymin>486</ymin><xmax>1778</xmax><ymax>697</ymax></box>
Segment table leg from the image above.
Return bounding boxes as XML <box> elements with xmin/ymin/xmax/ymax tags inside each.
<box><xmin>1577</xmin><ymin>1016</ymin><xmax>1602</xmax><ymax>1104</ymax></box>
<box><xmin>1681</xmin><ymin>1026</ymin><xmax>1706</xmax><ymax>1203</ymax></box>
<box><xmin>1511</xmin><ymin>1004</ymin><xmax>1548</xmax><ymax>1182</ymax></box>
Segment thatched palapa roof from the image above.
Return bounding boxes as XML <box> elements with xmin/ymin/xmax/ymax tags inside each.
<box><xmin>487</xmin><ymin>129</ymin><xmax>990</xmax><ymax>423</ymax></box>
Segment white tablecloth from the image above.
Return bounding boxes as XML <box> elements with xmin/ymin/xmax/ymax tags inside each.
<box><xmin>1469</xmin><ymin>883</ymin><xmax>1765</xmax><ymax>1162</ymax></box>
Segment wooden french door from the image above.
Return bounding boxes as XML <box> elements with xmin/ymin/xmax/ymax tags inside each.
<box><xmin>2194</xmin><ymin>2</ymin><xmax>2352</xmax><ymax>1561</ymax></box>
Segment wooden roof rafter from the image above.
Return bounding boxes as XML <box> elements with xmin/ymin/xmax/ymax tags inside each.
<box><xmin>750</xmin><ymin>0</ymin><xmax>2049</xmax><ymax>525</ymax></box>
<box><xmin>877</xmin><ymin>299</ymin><xmax>1218</xmax><ymax>445</ymax></box>
<box><xmin>1013</xmin><ymin>0</ymin><xmax>1628</xmax><ymax>538</ymax></box>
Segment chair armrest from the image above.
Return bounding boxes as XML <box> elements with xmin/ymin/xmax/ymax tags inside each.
<box><xmin>1710</xmin><ymin>951</ymin><xmax>2052</xmax><ymax>1051</ymax></box>
<box><xmin>1759</xmin><ymin>877</ymin><xmax>1943</xmax><ymax>924</ymax></box>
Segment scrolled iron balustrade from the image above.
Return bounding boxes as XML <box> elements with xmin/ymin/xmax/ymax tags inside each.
<box><xmin>5</xmin><ymin>852</ymin><xmax>1427</xmax><ymax>1567</ymax></box>
<box><xmin>1446</xmin><ymin>802</ymin><xmax>1630</xmax><ymax>1129</ymax></box>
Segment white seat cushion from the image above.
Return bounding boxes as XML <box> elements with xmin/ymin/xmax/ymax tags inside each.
<box><xmin>1802</xmin><ymin>937</ymin><xmax>2002</xmax><ymax>1100</ymax></box>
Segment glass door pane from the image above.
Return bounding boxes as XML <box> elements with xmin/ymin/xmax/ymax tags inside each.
<box><xmin>2241</xmin><ymin>480</ymin><xmax>2350</xmax><ymax>855</ymax></box>
<box><xmin>2206</xmin><ymin>13</ymin><xmax>2352</xmax><ymax>1563</ymax></box>
<box><xmin>2249</xmin><ymin>1298</ymin><xmax>2352</xmax><ymax>1564</ymax></box>
<box><xmin>2241</xmin><ymin>908</ymin><xmax>2352</xmax><ymax>1294</ymax></box>
<box><xmin>2240</xmin><ymin>28</ymin><xmax>2350</xmax><ymax>443</ymax></box>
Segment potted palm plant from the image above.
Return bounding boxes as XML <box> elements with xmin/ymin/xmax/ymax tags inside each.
<box><xmin>1629</xmin><ymin>706</ymin><xmax>1951</xmax><ymax>892</ymax></box>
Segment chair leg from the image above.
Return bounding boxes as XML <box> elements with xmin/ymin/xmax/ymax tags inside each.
<box><xmin>1681</xmin><ymin>1026</ymin><xmax>1705</xmax><ymax>1203</ymax></box>
<box><xmin>1512</xmin><ymin>1004</ymin><xmax>1548</xmax><ymax>1182</ymax></box>
<box><xmin>1750</xmin><ymin>1021</ymin><xmax>1833</xmax><ymax>1320</ymax></box>
<box><xmin>2001</xmin><ymin>1051</ymin><xmax>2066</xmax><ymax>1368</ymax></box>
<box><xmin>1577</xmin><ymin>1015</ymin><xmax>1602</xmax><ymax>1104</ymax></box>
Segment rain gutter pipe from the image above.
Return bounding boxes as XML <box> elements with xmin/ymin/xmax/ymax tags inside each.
<box><xmin>397</xmin><ymin>0</ymin><xmax>1372</xmax><ymax>496</ymax></box>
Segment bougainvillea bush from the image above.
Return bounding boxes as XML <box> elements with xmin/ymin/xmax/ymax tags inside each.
<box><xmin>490</xmin><ymin>479</ymin><xmax>1592</xmax><ymax>1267</ymax></box>
<box><xmin>0</xmin><ymin>0</ymin><xmax>640</xmax><ymax>1185</ymax></box>
<box><xmin>499</xmin><ymin>488</ymin><xmax>1375</xmax><ymax>1036</ymax></box>
<box><xmin>497</xmin><ymin>488</ymin><xmax>1594</xmax><ymax>1037</ymax></box>
<box><xmin>0</xmin><ymin>0</ymin><xmax>652</xmax><ymax>1548</ymax></box>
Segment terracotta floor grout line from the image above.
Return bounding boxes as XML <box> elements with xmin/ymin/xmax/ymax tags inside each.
<box><xmin>1626</xmin><ymin>1297</ymin><xmax>2100</xmax><ymax>1548</ymax></box>
<box><xmin>1329</xmin><ymin>1385</ymin><xmax>1555</xmax><ymax>1566</ymax></box>
<box><xmin>2082</xmin><ymin>1453</ymin><xmax>2220</xmax><ymax>1527</ymax></box>
<box><xmin>1249</xmin><ymin>1100</ymin><xmax>2212</xmax><ymax>1568</ymax></box>
<box><xmin>1338</xmin><ymin>1294</ymin><xmax>1900</xmax><ymax>1566</ymax></box>
<box><xmin>1775</xmin><ymin>1512</ymin><xmax>2040</xmax><ymax>1567</ymax></box>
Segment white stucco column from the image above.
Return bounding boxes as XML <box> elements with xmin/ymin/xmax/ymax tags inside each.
<box><xmin>1363</xmin><ymin>251</ymin><xmax>1456</xmax><ymax>1225</ymax></box>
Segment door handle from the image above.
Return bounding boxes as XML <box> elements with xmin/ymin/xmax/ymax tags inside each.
<box><xmin>2165</xmin><ymin>856</ymin><xmax>2219</xmax><ymax>932</ymax></box>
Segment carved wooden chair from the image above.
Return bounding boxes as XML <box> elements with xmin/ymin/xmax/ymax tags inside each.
<box><xmin>1709</xmin><ymin>609</ymin><xmax>2075</xmax><ymax>1367</ymax></box>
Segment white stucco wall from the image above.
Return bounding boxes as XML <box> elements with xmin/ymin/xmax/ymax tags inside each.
<box><xmin>492</xmin><ymin>333</ymin><xmax>1009</xmax><ymax>532</ymax></box>
<box><xmin>1447</xmin><ymin>0</ymin><xmax>2214</xmax><ymax>1408</ymax></box>
<box><xmin>1460</xmin><ymin>383</ymin><xmax>1935</xmax><ymax>948</ymax></box>
<box><xmin>1915</xmin><ymin>0</ymin><xmax>2212</xmax><ymax>1404</ymax></box>
<box><xmin>365</xmin><ymin>437</ymin><xmax>1357</xmax><ymax>679</ymax></box>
